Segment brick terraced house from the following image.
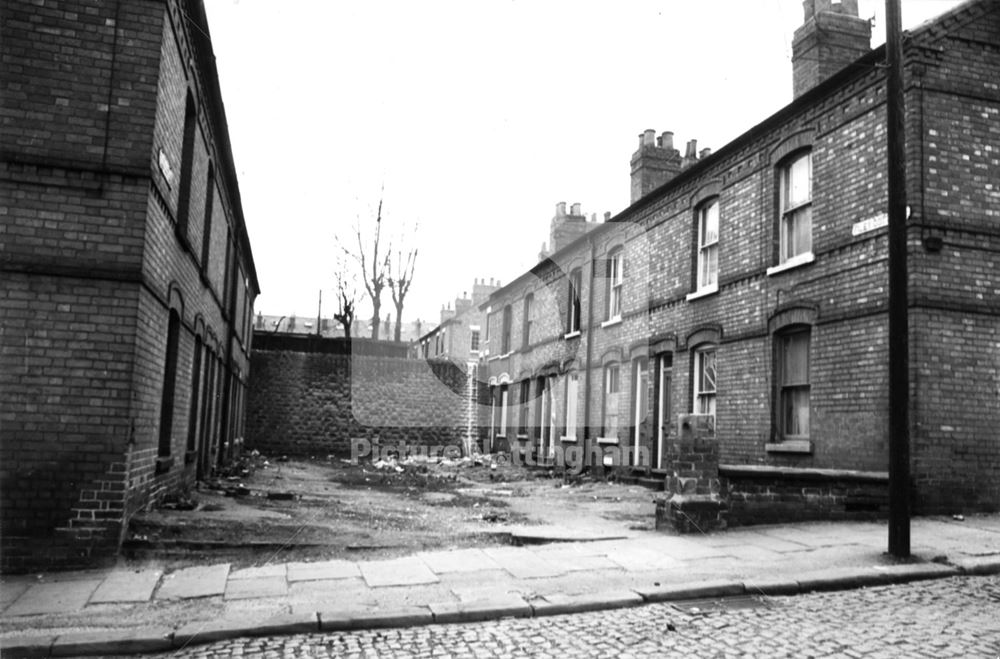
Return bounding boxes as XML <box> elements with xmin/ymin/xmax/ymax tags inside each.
<box><xmin>481</xmin><ymin>0</ymin><xmax>999</xmax><ymax>521</ymax></box>
<box><xmin>1</xmin><ymin>0</ymin><xmax>259</xmax><ymax>571</ymax></box>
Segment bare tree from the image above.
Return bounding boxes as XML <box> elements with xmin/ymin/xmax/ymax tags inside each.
<box><xmin>342</xmin><ymin>195</ymin><xmax>391</xmax><ymax>340</ymax></box>
<box><xmin>389</xmin><ymin>228</ymin><xmax>418</xmax><ymax>343</ymax></box>
<box><xmin>332</xmin><ymin>252</ymin><xmax>358</xmax><ymax>339</ymax></box>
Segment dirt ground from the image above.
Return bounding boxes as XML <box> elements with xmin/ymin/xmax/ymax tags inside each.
<box><xmin>125</xmin><ymin>453</ymin><xmax>659</xmax><ymax>569</ymax></box>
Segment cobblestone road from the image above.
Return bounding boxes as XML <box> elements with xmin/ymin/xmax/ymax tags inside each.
<box><xmin>155</xmin><ymin>576</ymin><xmax>1000</xmax><ymax>658</ymax></box>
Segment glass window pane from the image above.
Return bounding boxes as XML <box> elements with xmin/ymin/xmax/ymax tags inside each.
<box><xmin>786</xmin><ymin>153</ymin><xmax>811</xmax><ymax>207</ymax></box>
<box><xmin>702</xmin><ymin>201</ymin><xmax>719</xmax><ymax>245</ymax></box>
<box><xmin>701</xmin><ymin>350</ymin><xmax>717</xmax><ymax>393</ymax></box>
<box><xmin>782</xmin><ymin>332</ymin><xmax>810</xmax><ymax>385</ymax></box>
<box><xmin>783</xmin><ymin>387</ymin><xmax>809</xmax><ymax>436</ymax></box>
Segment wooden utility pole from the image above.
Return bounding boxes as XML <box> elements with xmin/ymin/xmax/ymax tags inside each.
<box><xmin>886</xmin><ymin>0</ymin><xmax>910</xmax><ymax>557</ymax></box>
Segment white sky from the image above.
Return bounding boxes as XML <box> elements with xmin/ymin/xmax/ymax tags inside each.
<box><xmin>204</xmin><ymin>0</ymin><xmax>961</xmax><ymax>328</ymax></box>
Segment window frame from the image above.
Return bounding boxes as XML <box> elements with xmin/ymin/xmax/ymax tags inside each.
<box><xmin>563</xmin><ymin>372</ymin><xmax>579</xmax><ymax>441</ymax></box>
<box><xmin>501</xmin><ymin>304</ymin><xmax>512</xmax><ymax>354</ymax></box>
<box><xmin>567</xmin><ymin>268</ymin><xmax>582</xmax><ymax>334</ymax></box>
<box><xmin>692</xmin><ymin>346</ymin><xmax>717</xmax><ymax>417</ymax></box>
<box><xmin>518</xmin><ymin>380</ymin><xmax>531</xmax><ymax>436</ymax></box>
<box><xmin>776</xmin><ymin>326</ymin><xmax>811</xmax><ymax>441</ymax></box>
<box><xmin>470</xmin><ymin>328</ymin><xmax>480</xmax><ymax>352</ymax></box>
<box><xmin>522</xmin><ymin>294</ymin><xmax>533</xmax><ymax>349</ymax></box>
<box><xmin>601</xmin><ymin>362</ymin><xmax>621</xmax><ymax>438</ymax></box>
<box><xmin>778</xmin><ymin>150</ymin><xmax>813</xmax><ymax>265</ymax></box>
<box><xmin>696</xmin><ymin>198</ymin><xmax>720</xmax><ymax>292</ymax></box>
<box><xmin>606</xmin><ymin>249</ymin><xmax>623</xmax><ymax>321</ymax></box>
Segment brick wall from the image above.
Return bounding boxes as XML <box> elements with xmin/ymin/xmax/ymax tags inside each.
<box><xmin>1</xmin><ymin>0</ymin><xmax>258</xmax><ymax>572</ymax></box>
<box><xmin>247</xmin><ymin>338</ymin><xmax>479</xmax><ymax>457</ymax></box>
<box><xmin>481</xmin><ymin>2</ymin><xmax>999</xmax><ymax>517</ymax></box>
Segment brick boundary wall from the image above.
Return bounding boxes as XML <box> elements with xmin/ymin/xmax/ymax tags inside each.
<box><xmin>657</xmin><ymin>415</ymin><xmax>889</xmax><ymax>532</ymax></box>
<box><xmin>721</xmin><ymin>465</ymin><xmax>888</xmax><ymax>526</ymax></box>
<box><xmin>247</xmin><ymin>335</ymin><xmax>482</xmax><ymax>458</ymax></box>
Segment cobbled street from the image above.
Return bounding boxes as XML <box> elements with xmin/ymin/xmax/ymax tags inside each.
<box><xmin>148</xmin><ymin>575</ymin><xmax>1000</xmax><ymax>658</ymax></box>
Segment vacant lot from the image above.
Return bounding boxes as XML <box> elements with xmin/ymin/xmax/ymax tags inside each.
<box><xmin>125</xmin><ymin>454</ymin><xmax>658</xmax><ymax>569</ymax></box>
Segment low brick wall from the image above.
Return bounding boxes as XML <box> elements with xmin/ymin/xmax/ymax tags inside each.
<box><xmin>247</xmin><ymin>335</ymin><xmax>484</xmax><ymax>458</ymax></box>
<box><xmin>722</xmin><ymin>464</ymin><xmax>889</xmax><ymax>526</ymax></box>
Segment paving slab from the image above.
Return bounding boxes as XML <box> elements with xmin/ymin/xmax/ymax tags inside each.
<box><xmin>482</xmin><ymin>547</ymin><xmax>567</xmax><ymax>579</ymax></box>
<box><xmin>50</xmin><ymin>627</ymin><xmax>173</xmax><ymax>657</ymax></box>
<box><xmin>224</xmin><ymin>575</ymin><xmax>288</xmax><ymax>600</ymax></box>
<box><xmin>550</xmin><ymin>554</ymin><xmax>622</xmax><ymax>573</ymax></box>
<box><xmin>451</xmin><ymin>585</ymin><xmax>526</xmax><ymax>603</ymax></box>
<box><xmin>360</xmin><ymin>557</ymin><xmax>439</xmax><ymax>587</ymax></box>
<box><xmin>605</xmin><ymin>546</ymin><xmax>680</xmax><ymax>572</ymax></box>
<box><xmin>0</xmin><ymin>579</ymin><xmax>32</xmax><ymax>611</ymax></box>
<box><xmin>287</xmin><ymin>559</ymin><xmax>360</xmax><ymax>582</ymax></box>
<box><xmin>3</xmin><ymin>579</ymin><xmax>102</xmax><ymax>616</ymax></box>
<box><xmin>89</xmin><ymin>569</ymin><xmax>163</xmax><ymax>604</ymax></box>
<box><xmin>155</xmin><ymin>564</ymin><xmax>230</xmax><ymax>600</ymax></box>
<box><xmin>229</xmin><ymin>564</ymin><xmax>287</xmax><ymax>580</ymax></box>
<box><xmin>418</xmin><ymin>548</ymin><xmax>501</xmax><ymax>574</ymax></box>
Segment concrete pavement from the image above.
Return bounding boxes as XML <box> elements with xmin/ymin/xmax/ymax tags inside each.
<box><xmin>2</xmin><ymin>515</ymin><xmax>999</xmax><ymax>657</ymax></box>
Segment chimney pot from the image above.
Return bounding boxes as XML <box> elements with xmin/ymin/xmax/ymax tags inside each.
<box><xmin>571</xmin><ymin>202</ymin><xmax>581</xmax><ymax>216</ymax></box>
<box><xmin>556</xmin><ymin>202</ymin><xmax>567</xmax><ymax>216</ymax></box>
<box><xmin>604</xmin><ymin>211</ymin><xmax>611</xmax><ymax>222</ymax></box>
<box><xmin>699</xmin><ymin>147</ymin><xmax>712</xmax><ymax>159</ymax></box>
<box><xmin>658</xmin><ymin>131</ymin><xmax>674</xmax><ymax>151</ymax></box>
<box><xmin>685</xmin><ymin>139</ymin><xmax>698</xmax><ymax>159</ymax></box>
<box><xmin>643</xmin><ymin>128</ymin><xmax>656</xmax><ymax>146</ymax></box>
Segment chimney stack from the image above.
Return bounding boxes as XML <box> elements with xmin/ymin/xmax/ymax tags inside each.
<box><xmin>630</xmin><ymin>127</ymin><xmax>682</xmax><ymax>203</ymax></box>
<box><xmin>792</xmin><ymin>0</ymin><xmax>871</xmax><ymax>98</ymax></box>
<box><xmin>548</xmin><ymin>201</ymin><xmax>589</xmax><ymax>256</ymax></box>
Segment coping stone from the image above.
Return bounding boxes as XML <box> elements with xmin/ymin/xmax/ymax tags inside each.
<box><xmin>0</xmin><ymin>634</ymin><xmax>56</xmax><ymax>658</ymax></box>
<box><xmin>532</xmin><ymin>590</ymin><xmax>644</xmax><ymax>616</ymax></box>
<box><xmin>173</xmin><ymin>613</ymin><xmax>319</xmax><ymax>647</ymax></box>
<box><xmin>51</xmin><ymin>627</ymin><xmax>173</xmax><ymax>657</ymax></box>
<box><xmin>428</xmin><ymin>596</ymin><xmax>533</xmax><ymax>624</ymax></box>
<box><xmin>634</xmin><ymin>579</ymin><xmax>745</xmax><ymax>603</ymax></box>
<box><xmin>319</xmin><ymin>606</ymin><xmax>434</xmax><ymax>631</ymax></box>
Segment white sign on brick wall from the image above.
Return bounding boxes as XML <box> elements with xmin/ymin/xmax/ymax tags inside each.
<box><xmin>851</xmin><ymin>212</ymin><xmax>888</xmax><ymax>236</ymax></box>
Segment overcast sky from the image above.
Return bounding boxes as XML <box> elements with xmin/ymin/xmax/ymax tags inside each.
<box><xmin>204</xmin><ymin>0</ymin><xmax>961</xmax><ymax>329</ymax></box>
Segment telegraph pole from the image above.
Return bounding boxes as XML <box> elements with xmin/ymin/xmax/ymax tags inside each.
<box><xmin>886</xmin><ymin>0</ymin><xmax>910</xmax><ymax>557</ymax></box>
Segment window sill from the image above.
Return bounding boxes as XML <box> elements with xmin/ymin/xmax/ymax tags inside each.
<box><xmin>685</xmin><ymin>285</ymin><xmax>719</xmax><ymax>302</ymax></box>
<box><xmin>596</xmin><ymin>436</ymin><xmax>619</xmax><ymax>445</ymax></box>
<box><xmin>560</xmin><ymin>435</ymin><xmax>578</xmax><ymax>443</ymax></box>
<box><xmin>601</xmin><ymin>317</ymin><xmax>622</xmax><ymax>329</ymax></box>
<box><xmin>765</xmin><ymin>439</ymin><xmax>813</xmax><ymax>454</ymax></box>
<box><xmin>564</xmin><ymin>330</ymin><xmax>581</xmax><ymax>340</ymax></box>
<box><xmin>766</xmin><ymin>252</ymin><xmax>815</xmax><ymax>276</ymax></box>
